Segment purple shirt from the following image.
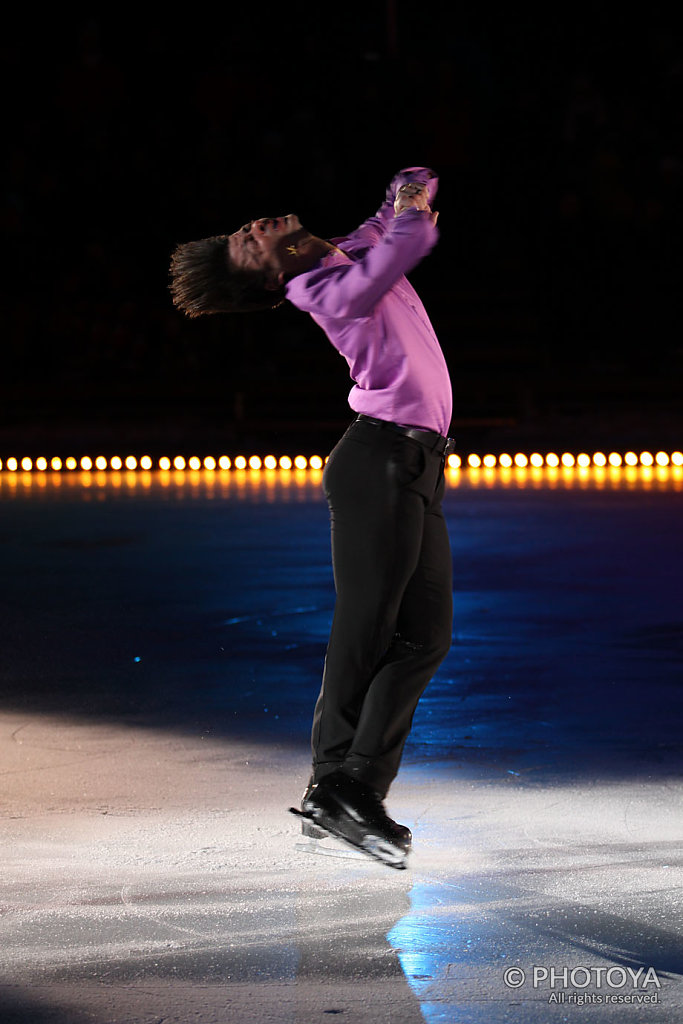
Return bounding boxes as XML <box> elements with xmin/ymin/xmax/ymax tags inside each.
<box><xmin>285</xmin><ymin>168</ymin><xmax>453</xmax><ymax>436</ymax></box>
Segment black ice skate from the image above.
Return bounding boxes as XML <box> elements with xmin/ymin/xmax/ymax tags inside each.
<box><xmin>290</xmin><ymin>770</ymin><xmax>410</xmax><ymax>870</ymax></box>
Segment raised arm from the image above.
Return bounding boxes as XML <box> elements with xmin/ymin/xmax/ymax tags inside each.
<box><xmin>287</xmin><ymin>205</ymin><xmax>439</xmax><ymax>320</ymax></box>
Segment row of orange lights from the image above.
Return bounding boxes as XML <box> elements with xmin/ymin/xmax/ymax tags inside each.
<box><xmin>0</xmin><ymin>454</ymin><xmax>323</xmax><ymax>472</ymax></box>
<box><xmin>0</xmin><ymin>450</ymin><xmax>681</xmax><ymax>473</ymax></box>
<box><xmin>461</xmin><ymin>450</ymin><xmax>683</xmax><ymax>469</ymax></box>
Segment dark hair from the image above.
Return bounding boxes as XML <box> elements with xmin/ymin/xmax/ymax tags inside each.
<box><xmin>168</xmin><ymin>234</ymin><xmax>286</xmax><ymax>316</ymax></box>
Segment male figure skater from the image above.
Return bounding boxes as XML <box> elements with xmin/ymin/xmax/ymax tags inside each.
<box><xmin>170</xmin><ymin>167</ymin><xmax>454</xmax><ymax>868</ymax></box>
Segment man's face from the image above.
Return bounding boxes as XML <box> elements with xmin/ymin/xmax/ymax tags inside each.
<box><xmin>227</xmin><ymin>215</ymin><xmax>304</xmax><ymax>285</ymax></box>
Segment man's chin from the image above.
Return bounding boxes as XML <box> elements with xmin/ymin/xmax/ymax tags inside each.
<box><xmin>281</xmin><ymin>225</ymin><xmax>311</xmax><ymax>247</ymax></box>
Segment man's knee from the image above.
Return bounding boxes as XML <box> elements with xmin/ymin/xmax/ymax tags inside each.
<box><xmin>390</xmin><ymin>625</ymin><xmax>451</xmax><ymax>665</ymax></box>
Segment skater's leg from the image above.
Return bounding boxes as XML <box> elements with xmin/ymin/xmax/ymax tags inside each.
<box><xmin>311</xmin><ymin>420</ymin><xmax>430</xmax><ymax>781</ymax></box>
<box><xmin>344</xmin><ymin>500</ymin><xmax>453</xmax><ymax>797</ymax></box>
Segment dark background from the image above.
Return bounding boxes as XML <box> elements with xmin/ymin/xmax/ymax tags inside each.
<box><xmin>2</xmin><ymin>5</ymin><xmax>682</xmax><ymax>457</ymax></box>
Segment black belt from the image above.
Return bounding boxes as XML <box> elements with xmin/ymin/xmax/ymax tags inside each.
<box><xmin>355</xmin><ymin>414</ymin><xmax>456</xmax><ymax>456</ymax></box>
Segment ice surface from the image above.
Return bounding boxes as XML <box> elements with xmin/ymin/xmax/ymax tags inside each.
<box><xmin>0</xmin><ymin>471</ymin><xmax>681</xmax><ymax>1022</ymax></box>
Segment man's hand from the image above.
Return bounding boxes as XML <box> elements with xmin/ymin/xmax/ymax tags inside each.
<box><xmin>394</xmin><ymin>182</ymin><xmax>435</xmax><ymax>219</ymax></box>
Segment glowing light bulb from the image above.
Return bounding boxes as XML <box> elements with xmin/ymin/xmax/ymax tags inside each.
<box><xmin>65</xmin><ymin>457</ymin><xmax>77</xmax><ymax>470</ymax></box>
<box><xmin>499</xmin><ymin>453</ymin><xmax>513</xmax><ymax>468</ymax></box>
<box><xmin>545</xmin><ymin>453</ymin><xmax>559</xmax><ymax>467</ymax></box>
<box><xmin>7</xmin><ymin>458</ymin><xmax>18</xmax><ymax>472</ymax></box>
<box><xmin>140</xmin><ymin>456</ymin><xmax>153</xmax><ymax>470</ymax></box>
<box><xmin>125</xmin><ymin>456</ymin><xmax>137</xmax><ymax>470</ymax></box>
<box><xmin>294</xmin><ymin>455</ymin><xmax>308</xmax><ymax>469</ymax></box>
<box><xmin>234</xmin><ymin>456</ymin><xmax>247</xmax><ymax>470</ymax></box>
<box><xmin>514</xmin><ymin>453</ymin><xmax>528</xmax><ymax>467</ymax></box>
<box><xmin>36</xmin><ymin>457</ymin><xmax>47</xmax><ymax>471</ymax></box>
<box><xmin>577</xmin><ymin>453</ymin><xmax>591</xmax><ymax>468</ymax></box>
<box><xmin>309</xmin><ymin>455</ymin><xmax>324</xmax><ymax>470</ymax></box>
<box><xmin>561</xmin><ymin>453</ymin><xmax>575</xmax><ymax>467</ymax></box>
<box><xmin>655</xmin><ymin>451</ymin><xmax>669</xmax><ymax>466</ymax></box>
<box><xmin>482</xmin><ymin>454</ymin><xmax>496</xmax><ymax>468</ymax></box>
<box><xmin>608</xmin><ymin>452</ymin><xmax>622</xmax><ymax>467</ymax></box>
<box><xmin>279</xmin><ymin>455</ymin><xmax>293</xmax><ymax>470</ymax></box>
<box><xmin>95</xmin><ymin>456</ymin><xmax>107</xmax><ymax>470</ymax></box>
<box><xmin>51</xmin><ymin>457</ymin><xmax>62</xmax><ymax>471</ymax></box>
<box><xmin>672</xmin><ymin>451</ymin><xmax>683</xmax><ymax>466</ymax></box>
<box><xmin>203</xmin><ymin>456</ymin><xmax>217</xmax><ymax>471</ymax></box>
<box><xmin>530</xmin><ymin>453</ymin><xmax>544</xmax><ymax>468</ymax></box>
<box><xmin>248</xmin><ymin>455</ymin><xmax>262</xmax><ymax>470</ymax></box>
<box><xmin>591</xmin><ymin>452</ymin><xmax>605</xmax><ymax>466</ymax></box>
<box><xmin>218</xmin><ymin>456</ymin><xmax>231</xmax><ymax>470</ymax></box>
<box><xmin>640</xmin><ymin>451</ymin><xmax>654</xmax><ymax>466</ymax></box>
<box><xmin>80</xmin><ymin>456</ymin><xmax>93</xmax><ymax>471</ymax></box>
<box><xmin>467</xmin><ymin>454</ymin><xmax>481</xmax><ymax>468</ymax></box>
<box><xmin>21</xmin><ymin>457</ymin><xmax>32</xmax><ymax>471</ymax></box>
<box><xmin>264</xmin><ymin>455</ymin><xmax>277</xmax><ymax>469</ymax></box>
<box><xmin>447</xmin><ymin>453</ymin><xmax>461</xmax><ymax>468</ymax></box>
<box><xmin>188</xmin><ymin>456</ymin><xmax>201</xmax><ymax>470</ymax></box>
<box><xmin>110</xmin><ymin>456</ymin><xmax>123</xmax><ymax>470</ymax></box>
<box><xmin>173</xmin><ymin>455</ymin><xmax>186</xmax><ymax>470</ymax></box>
<box><xmin>159</xmin><ymin>456</ymin><xmax>171</xmax><ymax>471</ymax></box>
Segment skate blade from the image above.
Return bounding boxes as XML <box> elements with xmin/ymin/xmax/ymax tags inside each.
<box><xmin>295</xmin><ymin>838</ymin><xmax>369</xmax><ymax>861</ymax></box>
<box><xmin>327</xmin><ymin>828</ymin><xmax>408</xmax><ymax>871</ymax></box>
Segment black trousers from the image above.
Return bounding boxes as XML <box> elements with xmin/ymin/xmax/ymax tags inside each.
<box><xmin>311</xmin><ymin>416</ymin><xmax>453</xmax><ymax>798</ymax></box>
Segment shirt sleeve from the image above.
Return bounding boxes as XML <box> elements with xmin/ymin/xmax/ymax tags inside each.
<box><xmin>333</xmin><ymin>166</ymin><xmax>440</xmax><ymax>250</ymax></box>
<box><xmin>286</xmin><ymin>207</ymin><xmax>439</xmax><ymax>320</ymax></box>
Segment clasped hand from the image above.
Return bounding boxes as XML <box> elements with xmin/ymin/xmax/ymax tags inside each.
<box><xmin>393</xmin><ymin>183</ymin><xmax>439</xmax><ymax>224</ymax></box>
